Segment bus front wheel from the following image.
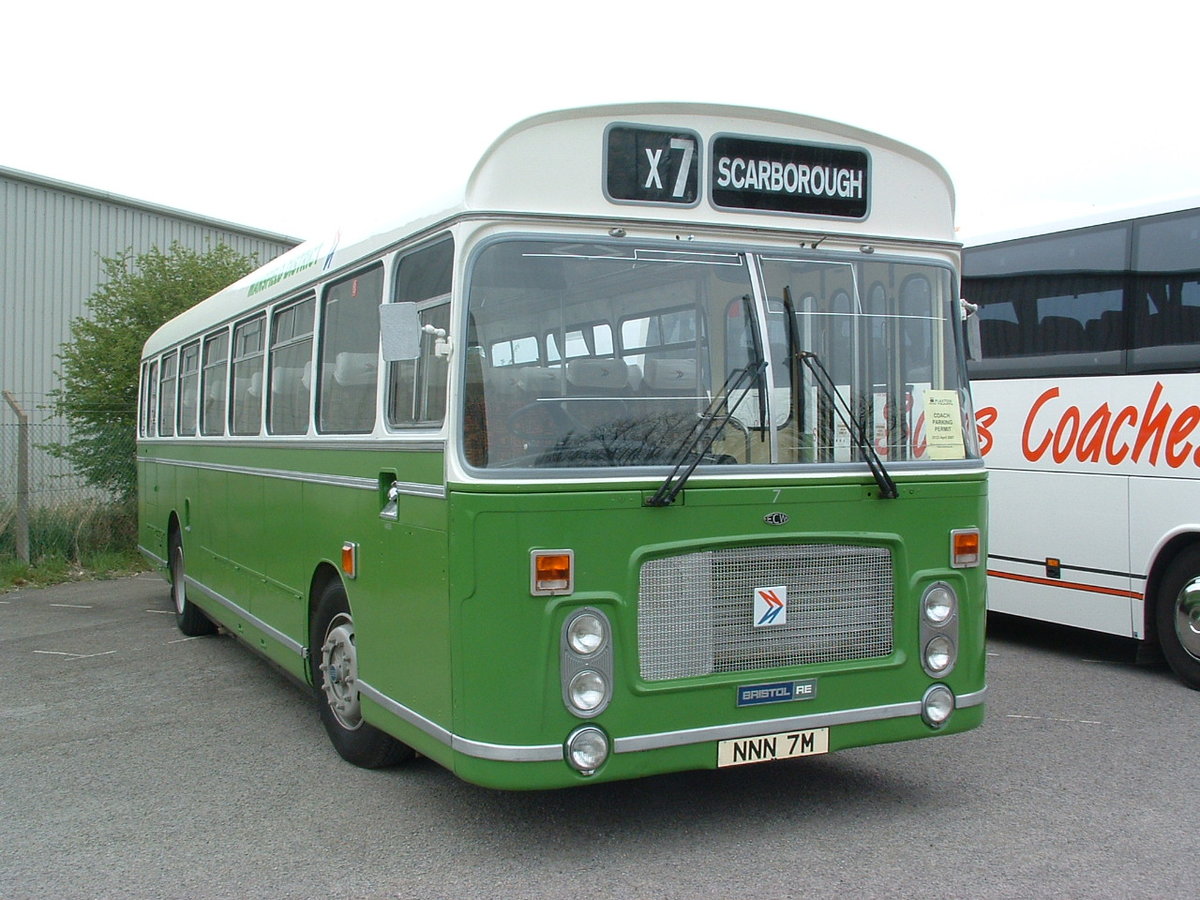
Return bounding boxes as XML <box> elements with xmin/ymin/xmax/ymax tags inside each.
<box><xmin>169</xmin><ymin>528</ymin><xmax>216</xmax><ymax>637</ymax></box>
<box><xmin>1156</xmin><ymin>546</ymin><xmax>1200</xmax><ymax>690</ymax></box>
<box><xmin>312</xmin><ymin>581</ymin><xmax>414</xmax><ymax>768</ymax></box>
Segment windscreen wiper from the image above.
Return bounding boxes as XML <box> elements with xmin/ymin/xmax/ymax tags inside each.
<box><xmin>646</xmin><ymin>297</ymin><xmax>766</xmax><ymax>508</ymax></box>
<box><xmin>783</xmin><ymin>288</ymin><xmax>899</xmax><ymax>500</ymax></box>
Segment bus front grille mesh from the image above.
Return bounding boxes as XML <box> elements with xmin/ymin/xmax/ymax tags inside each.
<box><xmin>638</xmin><ymin>544</ymin><xmax>894</xmax><ymax>681</ymax></box>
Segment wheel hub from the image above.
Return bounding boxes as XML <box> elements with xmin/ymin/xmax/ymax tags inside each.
<box><xmin>319</xmin><ymin>616</ymin><xmax>362</xmax><ymax>728</ymax></box>
<box><xmin>1177</xmin><ymin>579</ymin><xmax>1200</xmax><ymax>662</ymax></box>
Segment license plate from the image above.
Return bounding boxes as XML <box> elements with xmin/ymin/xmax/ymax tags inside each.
<box><xmin>717</xmin><ymin>727</ymin><xmax>829</xmax><ymax>767</ymax></box>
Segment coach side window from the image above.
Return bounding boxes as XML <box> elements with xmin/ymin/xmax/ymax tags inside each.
<box><xmin>1133</xmin><ymin>210</ymin><xmax>1200</xmax><ymax>353</ymax></box>
<box><xmin>319</xmin><ymin>264</ymin><xmax>384</xmax><ymax>434</ymax></box>
<box><xmin>158</xmin><ymin>350</ymin><xmax>178</xmax><ymax>437</ymax></box>
<box><xmin>231</xmin><ymin>316</ymin><xmax>266</xmax><ymax>436</ymax></box>
<box><xmin>388</xmin><ymin>237</ymin><xmax>454</xmax><ymax>428</ymax></box>
<box><xmin>201</xmin><ymin>330</ymin><xmax>230</xmax><ymax>436</ymax></box>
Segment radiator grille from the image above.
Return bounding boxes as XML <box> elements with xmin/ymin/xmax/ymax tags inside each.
<box><xmin>638</xmin><ymin>544</ymin><xmax>893</xmax><ymax>681</ymax></box>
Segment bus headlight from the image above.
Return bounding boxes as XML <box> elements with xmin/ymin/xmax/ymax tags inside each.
<box><xmin>922</xmin><ymin>685</ymin><xmax>955</xmax><ymax>728</ymax></box>
<box><xmin>924</xmin><ymin>635</ymin><xmax>955</xmax><ymax>675</ymax></box>
<box><xmin>919</xmin><ymin>581</ymin><xmax>959</xmax><ymax>677</ymax></box>
<box><xmin>566</xmin><ymin>610</ymin><xmax>608</xmax><ymax>656</ymax></box>
<box><xmin>566</xmin><ymin>726</ymin><xmax>609</xmax><ymax>775</ymax></box>
<box><xmin>922</xmin><ymin>582</ymin><xmax>957</xmax><ymax>626</ymax></box>
<box><xmin>568</xmin><ymin>670</ymin><xmax>609</xmax><ymax>713</ymax></box>
<box><xmin>561</xmin><ymin>607</ymin><xmax>613</xmax><ymax>718</ymax></box>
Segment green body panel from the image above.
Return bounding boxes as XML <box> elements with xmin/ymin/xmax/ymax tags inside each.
<box><xmin>441</xmin><ymin>474</ymin><xmax>986</xmax><ymax>787</ymax></box>
<box><xmin>138</xmin><ymin>443</ymin><xmax>452</xmax><ymax>711</ymax></box>
<box><xmin>141</xmin><ymin>438</ymin><xmax>985</xmax><ymax>789</ymax></box>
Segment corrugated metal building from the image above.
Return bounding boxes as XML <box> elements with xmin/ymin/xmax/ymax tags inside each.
<box><xmin>1</xmin><ymin>166</ymin><xmax>300</xmax><ymax>506</ymax></box>
<box><xmin>1</xmin><ymin>165</ymin><xmax>299</xmax><ymax>424</ymax></box>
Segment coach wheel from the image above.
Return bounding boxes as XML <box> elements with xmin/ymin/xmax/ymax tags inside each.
<box><xmin>168</xmin><ymin>528</ymin><xmax>216</xmax><ymax>637</ymax></box>
<box><xmin>312</xmin><ymin>580</ymin><xmax>414</xmax><ymax>768</ymax></box>
<box><xmin>1155</xmin><ymin>546</ymin><xmax>1200</xmax><ymax>691</ymax></box>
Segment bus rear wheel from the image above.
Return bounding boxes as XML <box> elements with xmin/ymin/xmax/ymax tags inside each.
<box><xmin>1156</xmin><ymin>546</ymin><xmax>1200</xmax><ymax>690</ymax></box>
<box><xmin>312</xmin><ymin>581</ymin><xmax>414</xmax><ymax>768</ymax></box>
<box><xmin>169</xmin><ymin>528</ymin><xmax>216</xmax><ymax>637</ymax></box>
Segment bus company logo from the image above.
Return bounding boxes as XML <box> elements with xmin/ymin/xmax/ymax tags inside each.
<box><xmin>763</xmin><ymin>511</ymin><xmax>789</xmax><ymax>526</ymax></box>
<box><xmin>754</xmin><ymin>586</ymin><xmax>787</xmax><ymax>627</ymax></box>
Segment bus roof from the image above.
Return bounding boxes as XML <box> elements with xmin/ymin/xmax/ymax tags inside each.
<box><xmin>145</xmin><ymin>103</ymin><xmax>957</xmax><ymax>357</ymax></box>
<box><xmin>964</xmin><ymin>194</ymin><xmax>1200</xmax><ymax>249</ymax></box>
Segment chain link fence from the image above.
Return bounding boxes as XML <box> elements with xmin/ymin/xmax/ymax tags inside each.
<box><xmin>0</xmin><ymin>419</ymin><xmax>137</xmax><ymax>569</ymax></box>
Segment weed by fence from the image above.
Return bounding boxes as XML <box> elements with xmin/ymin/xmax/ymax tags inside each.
<box><xmin>0</xmin><ymin>419</ymin><xmax>140</xmax><ymax>581</ymax></box>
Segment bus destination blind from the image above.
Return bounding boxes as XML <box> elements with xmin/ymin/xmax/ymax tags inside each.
<box><xmin>712</xmin><ymin>136</ymin><xmax>869</xmax><ymax>218</ymax></box>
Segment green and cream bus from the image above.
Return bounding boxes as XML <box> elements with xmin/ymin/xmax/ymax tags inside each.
<box><xmin>138</xmin><ymin>104</ymin><xmax>986</xmax><ymax>789</ymax></box>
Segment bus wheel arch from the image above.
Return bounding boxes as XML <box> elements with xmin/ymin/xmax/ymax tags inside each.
<box><xmin>1145</xmin><ymin>536</ymin><xmax>1200</xmax><ymax>690</ymax></box>
<box><xmin>167</xmin><ymin>516</ymin><xmax>216</xmax><ymax>637</ymax></box>
<box><xmin>308</xmin><ymin>572</ymin><xmax>415</xmax><ymax>767</ymax></box>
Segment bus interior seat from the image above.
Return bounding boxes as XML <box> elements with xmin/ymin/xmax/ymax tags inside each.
<box><xmin>334</xmin><ymin>352</ymin><xmax>378</xmax><ymax>386</ymax></box>
<box><xmin>324</xmin><ymin>352</ymin><xmax>378</xmax><ymax>432</ymax></box>
<box><xmin>231</xmin><ymin>372</ymin><xmax>263</xmax><ymax>434</ymax></box>
<box><xmin>565</xmin><ymin>357</ymin><xmax>629</xmax><ymax>393</ymax></box>
<box><xmin>1039</xmin><ymin>316</ymin><xmax>1086</xmax><ymax>353</ymax></box>
<box><xmin>638</xmin><ymin>357</ymin><xmax>703</xmax><ymax>425</ymax></box>
<box><xmin>562</xmin><ymin>358</ymin><xmax>631</xmax><ymax>430</ymax></box>
<box><xmin>979</xmin><ymin>319</ymin><xmax>1020</xmax><ymax>358</ymax></box>
<box><xmin>270</xmin><ymin>366</ymin><xmax>309</xmax><ymax>433</ymax></box>
<box><xmin>1085</xmin><ymin>309</ymin><xmax>1123</xmax><ymax>351</ymax></box>
<box><xmin>516</xmin><ymin>366</ymin><xmax>564</xmax><ymax>397</ymax></box>
<box><xmin>642</xmin><ymin>357</ymin><xmax>698</xmax><ymax>393</ymax></box>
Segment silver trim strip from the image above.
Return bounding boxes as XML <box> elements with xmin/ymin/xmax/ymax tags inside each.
<box><xmin>388</xmin><ymin>480</ymin><xmax>448</xmax><ymax>499</ymax></box>
<box><xmin>358</xmin><ymin>681</ymin><xmax>564</xmax><ymax>762</ymax></box>
<box><xmin>614</xmin><ymin>685</ymin><xmax>988</xmax><ymax>753</ymax></box>
<box><xmin>141</xmin><ymin>456</ymin><xmax>446</xmax><ymax>498</ymax></box>
<box><xmin>353</xmin><ymin>680</ymin><xmax>987</xmax><ymax>763</ymax></box>
<box><xmin>139</xmin><ymin>438</ymin><xmax>447</xmax><ymax>452</ymax></box>
<box><xmin>139</xmin><ymin>545</ymin><xmax>166</xmax><ymax>568</ymax></box>
<box><xmin>185</xmin><ymin>575</ymin><xmax>307</xmax><ymax>658</ymax></box>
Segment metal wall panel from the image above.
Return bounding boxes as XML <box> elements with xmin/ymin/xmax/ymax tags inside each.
<box><xmin>0</xmin><ymin>167</ymin><xmax>300</xmax><ymax>500</ymax></box>
<box><xmin>1</xmin><ymin>166</ymin><xmax>300</xmax><ymax>426</ymax></box>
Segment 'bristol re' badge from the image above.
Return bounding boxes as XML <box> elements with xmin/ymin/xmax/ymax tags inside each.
<box><xmin>754</xmin><ymin>586</ymin><xmax>788</xmax><ymax>627</ymax></box>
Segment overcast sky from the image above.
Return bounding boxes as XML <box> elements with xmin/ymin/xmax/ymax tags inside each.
<box><xmin>6</xmin><ymin>1</ymin><xmax>1197</xmax><ymax>243</ymax></box>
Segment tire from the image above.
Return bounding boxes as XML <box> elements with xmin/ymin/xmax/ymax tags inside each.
<box><xmin>311</xmin><ymin>580</ymin><xmax>414</xmax><ymax>768</ymax></box>
<box><xmin>169</xmin><ymin>528</ymin><xmax>216</xmax><ymax>637</ymax></box>
<box><xmin>1155</xmin><ymin>545</ymin><xmax>1200</xmax><ymax>691</ymax></box>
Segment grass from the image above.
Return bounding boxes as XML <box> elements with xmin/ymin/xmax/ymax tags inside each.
<box><xmin>0</xmin><ymin>499</ymin><xmax>149</xmax><ymax>591</ymax></box>
<box><xmin>0</xmin><ymin>549</ymin><xmax>148</xmax><ymax>590</ymax></box>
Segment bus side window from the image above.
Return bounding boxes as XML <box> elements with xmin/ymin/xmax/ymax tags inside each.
<box><xmin>158</xmin><ymin>350</ymin><xmax>178</xmax><ymax>437</ymax></box>
<box><xmin>230</xmin><ymin>315</ymin><xmax>266</xmax><ymax>436</ymax></box>
<box><xmin>387</xmin><ymin>236</ymin><xmax>454</xmax><ymax>428</ymax></box>
<box><xmin>177</xmin><ymin>342</ymin><xmax>200</xmax><ymax>436</ymax></box>
<box><xmin>319</xmin><ymin>264</ymin><xmax>384</xmax><ymax>434</ymax></box>
<box><xmin>268</xmin><ymin>296</ymin><xmax>315</xmax><ymax>435</ymax></box>
<box><xmin>140</xmin><ymin>360</ymin><xmax>158</xmax><ymax>437</ymax></box>
<box><xmin>201</xmin><ymin>329</ymin><xmax>230</xmax><ymax>436</ymax></box>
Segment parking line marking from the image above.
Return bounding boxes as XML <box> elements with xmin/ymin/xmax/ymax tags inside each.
<box><xmin>1006</xmin><ymin>714</ymin><xmax>1103</xmax><ymax>725</ymax></box>
<box><xmin>32</xmin><ymin>649</ymin><xmax>118</xmax><ymax>660</ymax></box>
<box><xmin>50</xmin><ymin>603</ymin><xmax>93</xmax><ymax>609</ymax></box>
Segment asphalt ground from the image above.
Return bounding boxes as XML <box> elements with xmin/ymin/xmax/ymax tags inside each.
<box><xmin>1</xmin><ymin>574</ymin><xmax>1196</xmax><ymax>898</ymax></box>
